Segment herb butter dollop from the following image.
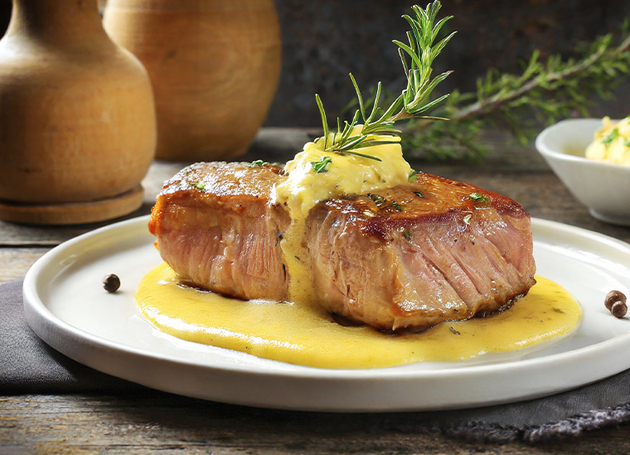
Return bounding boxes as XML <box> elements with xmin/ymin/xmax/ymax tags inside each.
<box><xmin>274</xmin><ymin>128</ymin><xmax>410</xmax><ymax>218</ymax></box>
<box><xmin>585</xmin><ymin>116</ymin><xmax>630</xmax><ymax>165</ymax></box>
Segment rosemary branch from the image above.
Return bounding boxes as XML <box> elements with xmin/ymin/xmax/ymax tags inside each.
<box><xmin>403</xmin><ymin>22</ymin><xmax>630</xmax><ymax>160</ymax></box>
<box><xmin>314</xmin><ymin>1</ymin><xmax>455</xmax><ymax>158</ymax></box>
<box><xmin>454</xmin><ymin>34</ymin><xmax>630</xmax><ymax>121</ymax></box>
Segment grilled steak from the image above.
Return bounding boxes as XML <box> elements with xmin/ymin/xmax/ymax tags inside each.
<box><xmin>305</xmin><ymin>174</ymin><xmax>536</xmax><ymax>330</ymax></box>
<box><xmin>149</xmin><ymin>162</ymin><xmax>536</xmax><ymax>331</ymax></box>
<box><xmin>149</xmin><ymin>162</ymin><xmax>290</xmax><ymax>301</ymax></box>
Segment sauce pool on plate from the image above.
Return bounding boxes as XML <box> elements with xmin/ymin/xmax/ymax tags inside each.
<box><xmin>136</xmin><ymin>263</ymin><xmax>581</xmax><ymax>369</ymax></box>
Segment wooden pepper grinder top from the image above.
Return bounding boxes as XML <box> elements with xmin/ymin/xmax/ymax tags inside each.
<box><xmin>0</xmin><ymin>0</ymin><xmax>157</xmax><ymax>225</ymax></box>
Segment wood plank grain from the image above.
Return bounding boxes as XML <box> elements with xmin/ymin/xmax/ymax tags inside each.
<box><xmin>0</xmin><ymin>162</ymin><xmax>184</xmax><ymax>246</ymax></box>
<box><xmin>1</xmin><ymin>395</ymin><xmax>630</xmax><ymax>454</ymax></box>
<box><xmin>0</xmin><ymin>247</ymin><xmax>49</xmax><ymax>283</ymax></box>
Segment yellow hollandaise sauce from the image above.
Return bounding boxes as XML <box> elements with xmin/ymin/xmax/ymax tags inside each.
<box><xmin>136</xmin><ymin>263</ymin><xmax>582</xmax><ymax>369</ymax></box>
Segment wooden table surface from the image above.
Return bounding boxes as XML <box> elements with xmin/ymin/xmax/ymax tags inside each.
<box><xmin>2</xmin><ymin>128</ymin><xmax>630</xmax><ymax>454</ymax></box>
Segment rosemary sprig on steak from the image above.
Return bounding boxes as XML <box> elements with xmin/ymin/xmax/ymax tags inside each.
<box><xmin>314</xmin><ymin>1</ymin><xmax>455</xmax><ymax>158</ymax></box>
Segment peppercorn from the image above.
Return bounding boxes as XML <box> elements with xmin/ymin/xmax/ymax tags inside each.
<box><xmin>103</xmin><ymin>274</ymin><xmax>120</xmax><ymax>293</ymax></box>
<box><xmin>611</xmin><ymin>301</ymin><xmax>628</xmax><ymax>319</ymax></box>
<box><xmin>605</xmin><ymin>290</ymin><xmax>627</xmax><ymax>310</ymax></box>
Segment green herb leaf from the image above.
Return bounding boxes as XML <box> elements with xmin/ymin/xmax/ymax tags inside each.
<box><xmin>390</xmin><ymin>201</ymin><xmax>404</xmax><ymax>212</ymax></box>
<box><xmin>403</xmin><ymin>229</ymin><xmax>412</xmax><ymax>241</ymax></box>
<box><xmin>603</xmin><ymin>128</ymin><xmax>619</xmax><ymax>146</ymax></box>
<box><xmin>251</xmin><ymin>160</ymin><xmax>269</xmax><ymax>167</ymax></box>
<box><xmin>339</xmin><ymin>148</ymin><xmax>383</xmax><ymax>161</ymax></box>
<box><xmin>194</xmin><ymin>182</ymin><xmax>205</xmax><ymax>190</ymax></box>
<box><xmin>408</xmin><ymin>169</ymin><xmax>418</xmax><ymax>182</ymax></box>
<box><xmin>413</xmin><ymin>191</ymin><xmax>425</xmax><ymax>198</ymax></box>
<box><xmin>314</xmin><ymin>1</ymin><xmax>453</xmax><ymax>156</ymax></box>
<box><xmin>469</xmin><ymin>192</ymin><xmax>490</xmax><ymax>203</ymax></box>
<box><xmin>311</xmin><ymin>156</ymin><xmax>333</xmax><ymax>173</ymax></box>
<box><xmin>368</xmin><ymin>193</ymin><xmax>387</xmax><ymax>207</ymax></box>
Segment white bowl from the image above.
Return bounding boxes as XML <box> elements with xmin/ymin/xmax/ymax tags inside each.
<box><xmin>536</xmin><ymin>118</ymin><xmax>630</xmax><ymax>226</ymax></box>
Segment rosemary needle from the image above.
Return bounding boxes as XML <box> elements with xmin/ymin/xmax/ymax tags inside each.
<box><xmin>314</xmin><ymin>1</ymin><xmax>454</xmax><ymax>158</ymax></box>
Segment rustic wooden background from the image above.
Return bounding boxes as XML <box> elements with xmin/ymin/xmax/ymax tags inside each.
<box><xmin>3</xmin><ymin>3</ymin><xmax>630</xmax><ymax>451</ymax></box>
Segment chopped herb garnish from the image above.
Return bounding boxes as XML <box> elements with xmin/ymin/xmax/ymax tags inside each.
<box><xmin>368</xmin><ymin>193</ymin><xmax>387</xmax><ymax>207</ymax></box>
<box><xmin>408</xmin><ymin>169</ymin><xmax>418</xmax><ymax>182</ymax></box>
<box><xmin>403</xmin><ymin>229</ymin><xmax>412</xmax><ymax>241</ymax></box>
<box><xmin>463</xmin><ymin>214</ymin><xmax>472</xmax><ymax>224</ymax></box>
<box><xmin>250</xmin><ymin>160</ymin><xmax>269</xmax><ymax>167</ymax></box>
<box><xmin>311</xmin><ymin>156</ymin><xmax>333</xmax><ymax>173</ymax></box>
<box><xmin>603</xmin><ymin>128</ymin><xmax>619</xmax><ymax>146</ymax></box>
<box><xmin>449</xmin><ymin>326</ymin><xmax>461</xmax><ymax>335</ymax></box>
<box><xmin>194</xmin><ymin>182</ymin><xmax>205</xmax><ymax>190</ymax></box>
<box><xmin>469</xmin><ymin>192</ymin><xmax>489</xmax><ymax>203</ymax></box>
<box><xmin>413</xmin><ymin>191</ymin><xmax>425</xmax><ymax>198</ymax></box>
<box><xmin>390</xmin><ymin>201</ymin><xmax>404</xmax><ymax>212</ymax></box>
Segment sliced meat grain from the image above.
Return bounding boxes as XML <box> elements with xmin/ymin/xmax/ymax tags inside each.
<box><xmin>305</xmin><ymin>173</ymin><xmax>535</xmax><ymax>330</ymax></box>
<box><xmin>149</xmin><ymin>162</ymin><xmax>290</xmax><ymax>300</ymax></box>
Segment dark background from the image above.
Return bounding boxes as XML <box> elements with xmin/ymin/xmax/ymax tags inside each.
<box><xmin>269</xmin><ymin>0</ymin><xmax>630</xmax><ymax>127</ymax></box>
<box><xmin>2</xmin><ymin>0</ymin><xmax>630</xmax><ymax>128</ymax></box>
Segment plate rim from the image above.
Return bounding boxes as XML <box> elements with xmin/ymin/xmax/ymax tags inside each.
<box><xmin>22</xmin><ymin>215</ymin><xmax>630</xmax><ymax>410</ymax></box>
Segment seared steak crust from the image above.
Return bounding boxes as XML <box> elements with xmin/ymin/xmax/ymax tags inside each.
<box><xmin>149</xmin><ymin>162</ymin><xmax>290</xmax><ymax>301</ymax></box>
<box><xmin>305</xmin><ymin>173</ymin><xmax>535</xmax><ymax>330</ymax></box>
<box><xmin>150</xmin><ymin>163</ymin><xmax>536</xmax><ymax>331</ymax></box>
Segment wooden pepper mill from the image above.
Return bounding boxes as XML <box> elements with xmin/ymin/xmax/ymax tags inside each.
<box><xmin>0</xmin><ymin>0</ymin><xmax>157</xmax><ymax>225</ymax></box>
<box><xmin>103</xmin><ymin>0</ymin><xmax>281</xmax><ymax>162</ymax></box>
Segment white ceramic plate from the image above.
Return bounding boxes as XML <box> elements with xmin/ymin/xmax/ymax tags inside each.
<box><xmin>23</xmin><ymin>216</ymin><xmax>630</xmax><ymax>412</ymax></box>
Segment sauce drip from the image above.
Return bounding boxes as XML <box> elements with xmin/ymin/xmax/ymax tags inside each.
<box><xmin>273</xmin><ymin>131</ymin><xmax>410</xmax><ymax>304</ymax></box>
<box><xmin>136</xmin><ymin>263</ymin><xmax>582</xmax><ymax>369</ymax></box>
